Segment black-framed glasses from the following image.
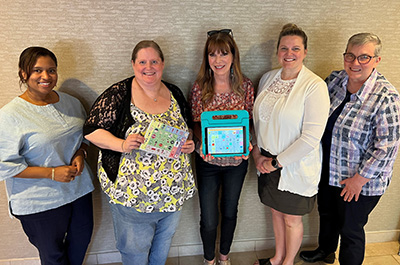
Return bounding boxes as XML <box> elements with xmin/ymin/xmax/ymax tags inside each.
<box><xmin>207</xmin><ymin>29</ymin><xmax>233</xmax><ymax>38</ymax></box>
<box><xmin>343</xmin><ymin>53</ymin><xmax>378</xmax><ymax>64</ymax></box>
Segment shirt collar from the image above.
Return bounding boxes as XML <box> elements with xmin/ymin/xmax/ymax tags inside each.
<box><xmin>341</xmin><ymin>69</ymin><xmax>378</xmax><ymax>102</ymax></box>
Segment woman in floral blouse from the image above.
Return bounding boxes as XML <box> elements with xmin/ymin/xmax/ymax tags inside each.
<box><xmin>84</xmin><ymin>40</ymin><xmax>195</xmax><ymax>265</ymax></box>
<box><xmin>189</xmin><ymin>29</ymin><xmax>254</xmax><ymax>265</ymax></box>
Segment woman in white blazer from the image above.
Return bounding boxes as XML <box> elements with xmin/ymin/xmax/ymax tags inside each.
<box><xmin>252</xmin><ymin>24</ymin><xmax>330</xmax><ymax>265</ymax></box>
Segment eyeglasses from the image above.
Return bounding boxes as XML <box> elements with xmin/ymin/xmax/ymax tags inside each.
<box><xmin>343</xmin><ymin>53</ymin><xmax>378</xmax><ymax>64</ymax></box>
<box><xmin>207</xmin><ymin>29</ymin><xmax>233</xmax><ymax>38</ymax></box>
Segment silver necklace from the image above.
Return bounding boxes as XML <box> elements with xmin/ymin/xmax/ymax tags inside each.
<box><xmin>134</xmin><ymin>78</ymin><xmax>160</xmax><ymax>102</ymax></box>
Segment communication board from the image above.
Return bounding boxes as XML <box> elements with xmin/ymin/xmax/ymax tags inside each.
<box><xmin>140</xmin><ymin>120</ymin><xmax>189</xmax><ymax>159</ymax></box>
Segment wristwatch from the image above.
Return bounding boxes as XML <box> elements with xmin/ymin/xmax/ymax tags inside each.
<box><xmin>271</xmin><ymin>158</ymin><xmax>282</xmax><ymax>169</ymax></box>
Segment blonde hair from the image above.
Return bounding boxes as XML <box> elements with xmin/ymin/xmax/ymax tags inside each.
<box><xmin>277</xmin><ymin>23</ymin><xmax>308</xmax><ymax>51</ymax></box>
<box><xmin>346</xmin><ymin>33</ymin><xmax>382</xmax><ymax>56</ymax></box>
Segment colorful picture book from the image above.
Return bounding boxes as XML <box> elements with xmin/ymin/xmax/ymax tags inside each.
<box><xmin>139</xmin><ymin>120</ymin><xmax>189</xmax><ymax>159</ymax></box>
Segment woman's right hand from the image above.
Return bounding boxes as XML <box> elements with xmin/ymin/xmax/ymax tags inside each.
<box><xmin>122</xmin><ymin>134</ymin><xmax>145</xmax><ymax>152</ymax></box>
<box><xmin>53</xmin><ymin>165</ymin><xmax>80</xmax><ymax>182</ymax></box>
<box><xmin>252</xmin><ymin>146</ymin><xmax>272</xmax><ymax>174</ymax></box>
<box><xmin>85</xmin><ymin>129</ymin><xmax>144</xmax><ymax>153</ymax></box>
<box><xmin>255</xmin><ymin>155</ymin><xmax>272</xmax><ymax>174</ymax></box>
<box><xmin>199</xmin><ymin>143</ymin><xmax>217</xmax><ymax>162</ymax></box>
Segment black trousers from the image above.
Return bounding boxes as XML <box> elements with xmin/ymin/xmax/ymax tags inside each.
<box><xmin>317</xmin><ymin>174</ymin><xmax>380</xmax><ymax>265</ymax></box>
<box><xmin>195</xmin><ymin>154</ymin><xmax>248</xmax><ymax>261</ymax></box>
<box><xmin>14</xmin><ymin>193</ymin><xmax>93</xmax><ymax>265</ymax></box>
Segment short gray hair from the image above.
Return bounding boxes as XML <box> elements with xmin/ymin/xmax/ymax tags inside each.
<box><xmin>346</xmin><ymin>33</ymin><xmax>382</xmax><ymax>56</ymax></box>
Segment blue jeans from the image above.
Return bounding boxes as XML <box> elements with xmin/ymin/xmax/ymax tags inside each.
<box><xmin>109</xmin><ymin>203</ymin><xmax>182</xmax><ymax>265</ymax></box>
<box><xmin>195</xmin><ymin>154</ymin><xmax>248</xmax><ymax>261</ymax></box>
<box><xmin>14</xmin><ymin>193</ymin><xmax>93</xmax><ymax>265</ymax></box>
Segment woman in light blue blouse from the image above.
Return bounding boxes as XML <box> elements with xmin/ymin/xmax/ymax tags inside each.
<box><xmin>0</xmin><ymin>47</ymin><xmax>94</xmax><ymax>265</ymax></box>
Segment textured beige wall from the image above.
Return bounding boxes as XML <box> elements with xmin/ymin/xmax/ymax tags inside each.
<box><xmin>1</xmin><ymin>0</ymin><xmax>400</xmax><ymax>260</ymax></box>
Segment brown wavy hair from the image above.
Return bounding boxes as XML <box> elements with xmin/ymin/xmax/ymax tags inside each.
<box><xmin>195</xmin><ymin>32</ymin><xmax>244</xmax><ymax>104</ymax></box>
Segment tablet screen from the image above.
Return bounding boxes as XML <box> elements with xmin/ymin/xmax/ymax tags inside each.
<box><xmin>205</xmin><ymin>126</ymin><xmax>245</xmax><ymax>155</ymax></box>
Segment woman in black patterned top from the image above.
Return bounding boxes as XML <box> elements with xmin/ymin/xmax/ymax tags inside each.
<box><xmin>84</xmin><ymin>40</ymin><xmax>196</xmax><ymax>265</ymax></box>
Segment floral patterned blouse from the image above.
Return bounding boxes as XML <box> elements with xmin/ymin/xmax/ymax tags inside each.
<box><xmin>98</xmin><ymin>95</ymin><xmax>196</xmax><ymax>213</ymax></box>
<box><xmin>189</xmin><ymin>76</ymin><xmax>254</xmax><ymax>166</ymax></box>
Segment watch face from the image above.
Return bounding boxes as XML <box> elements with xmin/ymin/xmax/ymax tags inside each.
<box><xmin>272</xmin><ymin>158</ymin><xmax>279</xmax><ymax>169</ymax></box>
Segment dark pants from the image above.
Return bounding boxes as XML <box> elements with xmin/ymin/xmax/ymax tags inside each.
<box><xmin>14</xmin><ymin>193</ymin><xmax>94</xmax><ymax>265</ymax></box>
<box><xmin>317</xmin><ymin>176</ymin><xmax>380</xmax><ymax>265</ymax></box>
<box><xmin>195</xmin><ymin>154</ymin><xmax>248</xmax><ymax>261</ymax></box>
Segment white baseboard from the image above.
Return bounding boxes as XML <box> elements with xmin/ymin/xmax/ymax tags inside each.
<box><xmin>1</xmin><ymin>230</ymin><xmax>398</xmax><ymax>264</ymax></box>
<box><xmin>168</xmin><ymin>229</ymin><xmax>400</xmax><ymax>258</ymax></box>
<box><xmin>366</xmin><ymin>230</ymin><xmax>400</xmax><ymax>243</ymax></box>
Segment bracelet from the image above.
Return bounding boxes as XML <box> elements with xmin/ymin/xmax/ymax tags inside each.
<box><xmin>79</xmin><ymin>148</ymin><xmax>88</xmax><ymax>158</ymax></box>
<box><xmin>51</xmin><ymin>168</ymin><xmax>55</xmax><ymax>181</ymax></box>
<box><xmin>121</xmin><ymin>140</ymin><xmax>126</xmax><ymax>153</ymax></box>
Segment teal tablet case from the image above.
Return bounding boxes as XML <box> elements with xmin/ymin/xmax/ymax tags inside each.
<box><xmin>201</xmin><ymin>110</ymin><xmax>250</xmax><ymax>157</ymax></box>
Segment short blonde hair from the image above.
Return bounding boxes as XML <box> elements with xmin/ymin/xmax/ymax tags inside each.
<box><xmin>346</xmin><ymin>33</ymin><xmax>382</xmax><ymax>56</ymax></box>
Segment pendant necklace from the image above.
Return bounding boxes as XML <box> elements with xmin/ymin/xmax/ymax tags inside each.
<box><xmin>134</xmin><ymin>78</ymin><xmax>160</xmax><ymax>102</ymax></box>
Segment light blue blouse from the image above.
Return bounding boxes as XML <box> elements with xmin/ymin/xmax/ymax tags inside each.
<box><xmin>0</xmin><ymin>92</ymin><xmax>94</xmax><ymax>215</ymax></box>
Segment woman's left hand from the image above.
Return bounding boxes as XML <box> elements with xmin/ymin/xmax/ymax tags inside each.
<box><xmin>71</xmin><ymin>153</ymin><xmax>84</xmax><ymax>176</ymax></box>
<box><xmin>234</xmin><ymin>142</ymin><xmax>254</xmax><ymax>160</ymax></box>
<box><xmin>339</xmin><ymin>173</ymin><xmax>370</xmax><ymax>202</ymax></box>
<box><xmin>262</xmin><ymin>159</ymin><xmax>278</xmax><ymax>173</ymax></box>
<box><xmin>181</xmin><ymin>140</ymin><xmax>195</xmax><ymax>154</ymax></box>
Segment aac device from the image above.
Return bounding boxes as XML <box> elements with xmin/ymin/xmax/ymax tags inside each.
<box><xmin>201</xmin><ymin>110</ymin><xmax>250</xmax><ymax>157</ymax></box>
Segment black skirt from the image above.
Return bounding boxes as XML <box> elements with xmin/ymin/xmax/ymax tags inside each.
<box><xmin>258</xmin><ymin>149</ymin><xmax>316</xmax><ymax>216</ymax></box>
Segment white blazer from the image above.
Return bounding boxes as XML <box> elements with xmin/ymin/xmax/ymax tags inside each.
<box><xmin>254</xmin><ymin>65</ymin><xmax>329</xmax><ymax>196</ymax></box>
